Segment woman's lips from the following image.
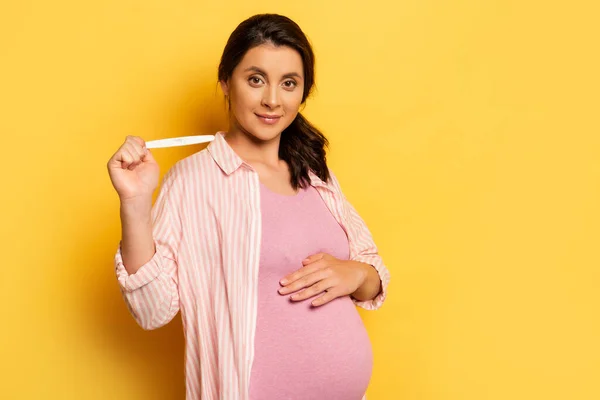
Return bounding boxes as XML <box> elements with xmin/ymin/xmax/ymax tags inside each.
<box><xmin>255</xmin><ymin>113</ymin><xmax>281</xmax><ymax>125</ymax></box>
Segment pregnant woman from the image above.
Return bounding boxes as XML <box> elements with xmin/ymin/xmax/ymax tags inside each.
<box><xmin>107</xmin><ymin>13</ymin><xmax>391</xmax><ymax>400</ymax></box>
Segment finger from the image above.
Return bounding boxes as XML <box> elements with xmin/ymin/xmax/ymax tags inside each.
<box><xmin>124</xmin><ymin>149</ymin><xmax>143</xmax><ymax>170</ymax></box>
<box><xmin>141</xmin><ymin>147</ymin><xmax>155</xmax><ymax>162</ymax></box>
<box><xmin>126</xmin><ymin>141</ymin><xmax>146</xmax><ymax>160</ymax></box>
<box><xmin>122</xmin><ymin>148</ymin><xmax>141</xmax><ymax>170</ymax></box>
<box><xmin>126</xmin><ymin>135</ymin><xmax>146</xmax><ymax>148</ymax></box>
<box><xmin>128</xmin><ymin>141</ymin><xmax>155</xmax><ymax>164</ymax></box>
<box><xmin>281</xmin><ymin>258</ymin><xmax>328</xmax><ymax>286</ymax></box>
<box><xmin>311</xmin><ymin>289</ymin><xmax>341</xmax><ymax>307</ymax></box>
<box><xmin>117</xmin><ymin>149</ymin><xmax>135</xmax><ymax>169</ymax></box>
<box><xmin>124</xmin><ymin>136</ymin><xmax>148</xmax><ymax>163</ymax></box>
<box><xmin>290</xmin><ymin>279</ymin><xmax>335</xmax><ymax>302</ymax></box>
<box><xmin>302</xmin><ymin>252</ymin><xmax>326</xmax><ymax>266</ymax></box>
<box><xmin>126</xmin><ymin>142</ymin><xmax>149</xmax><ymax>169</ymax></box>
<box><xmin>279</xmin><ymin>268</ymin><xmax>330</xmax><ymax>295</ymax></box>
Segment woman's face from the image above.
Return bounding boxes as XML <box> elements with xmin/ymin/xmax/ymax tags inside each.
<box><xmin>220</xmin><ymin>43</ymin><xmax>305</xmax><ymax>142</ymax></box>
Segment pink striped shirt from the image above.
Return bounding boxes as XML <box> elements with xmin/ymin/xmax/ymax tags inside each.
<box><xmin>114</xmin><ymin>131</ymin><xmax>391</xmax><ymax>400</ymax></box>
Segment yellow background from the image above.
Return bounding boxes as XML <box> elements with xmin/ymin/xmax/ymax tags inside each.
<box><xmin>1</xmin><ymin>1</ymin><xmax>598</xmax><ymax>399</ymax></box>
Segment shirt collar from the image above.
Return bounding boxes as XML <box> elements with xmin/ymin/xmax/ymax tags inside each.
<box><xmin>207</xmin><ymin>131</ymin><xmax>329</xmax><ymax>189</ymax></box>
<box><xmin>206</xmin><ymin>131</ymin><xmax>246</xmax><ymax>175</ymax></box>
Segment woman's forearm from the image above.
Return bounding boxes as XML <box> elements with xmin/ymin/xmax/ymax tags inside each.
<box><xmin>120</xmin><ymin>196</ymin><xmax>155</xmax><ymax>275</ymax></box>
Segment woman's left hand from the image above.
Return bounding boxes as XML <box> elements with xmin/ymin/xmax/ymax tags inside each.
<box><xmin>278</xmin><ymin>253</ymin><xmax>369</xmax><ymax>306</ymax></box>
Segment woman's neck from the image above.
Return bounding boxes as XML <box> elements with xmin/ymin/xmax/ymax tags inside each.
<box><xmin>223</xmin><ymin>126</ymin><xmax>283</xmax><ymax>169</ymax></box>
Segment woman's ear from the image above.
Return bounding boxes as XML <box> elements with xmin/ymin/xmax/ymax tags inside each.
<box><xmin>219</xmin><ymin>80</ymin><xmax>229</xmax><ymax>96</ymax></box>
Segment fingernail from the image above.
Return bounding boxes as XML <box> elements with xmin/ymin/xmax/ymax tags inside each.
<box><xmin>280</xmin><ymin>279</ymin><xmax>288</xmax><ymax>285</ymax></box>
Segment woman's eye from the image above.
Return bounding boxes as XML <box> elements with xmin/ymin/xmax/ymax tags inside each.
<box><xmin>283</xmin><ymin>80</ymin><xmax>297</xmax><ymax>88</ymax></box>
<box><xmin>249</xmin><ymin>77</ymin><xmax>263</xmax><ymax>85</ymax></box>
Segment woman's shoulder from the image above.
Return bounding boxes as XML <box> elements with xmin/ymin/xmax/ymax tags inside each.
<box><xmin>321</xmin><ymin>166</ymin><xmax>342</xmax><ymax>191</ymax></box>
<box><xmin>158</xmin><ymin>148</ymin><xmax>218</xmax><ymax>194</ymax></box>
<box><xmin>165</xmin><ymin>148</ymin><xmax>216</xmax><ymax>179</ymax></box>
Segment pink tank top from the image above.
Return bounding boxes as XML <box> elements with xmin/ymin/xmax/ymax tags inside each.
<box><xmin>248</xmin><ymin>181</ymin><xmax>373</xmax><ymax>399</ymax></box>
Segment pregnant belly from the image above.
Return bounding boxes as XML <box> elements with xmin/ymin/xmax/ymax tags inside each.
<box><xmin>249</xmin><ymin>291</ymin><xmax>373</xmax><ymax>400</ymax></box>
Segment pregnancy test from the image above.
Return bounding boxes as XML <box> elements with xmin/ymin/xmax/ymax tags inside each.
<box><xmin>145</xmin><ymin>135</ymin><xmax>215</xmax><ymax>149</ymax></box>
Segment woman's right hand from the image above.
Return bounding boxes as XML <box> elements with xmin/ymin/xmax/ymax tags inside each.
<box><xmin>107</xmin><ymin>135</ymin><xmax>160</xmax><ymax>201</ymax></box>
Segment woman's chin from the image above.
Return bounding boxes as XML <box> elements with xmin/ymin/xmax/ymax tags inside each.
<box><xmin>244</xmin><ymin>124</ymin><xmax>285</xmax><ymax>142</ymax></box>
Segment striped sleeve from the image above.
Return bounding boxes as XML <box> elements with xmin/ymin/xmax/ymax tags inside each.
<box><xmin>114</xmin><ymin>167</ymin><xmax>182</xmax><ymax>330</ymax></box>
<box><xmin>329</xmin><ymin>169</ymin><xmax>391</xmax><ymax>310</ymax></box>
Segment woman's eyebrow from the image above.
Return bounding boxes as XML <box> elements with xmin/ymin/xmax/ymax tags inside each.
<box><xmin>244</xmin><ymin>66</ymin><xmax>303</xmax><ymax>80</ymax></box>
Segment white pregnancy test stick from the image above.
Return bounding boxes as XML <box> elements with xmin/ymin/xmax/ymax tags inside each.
<box><xmin>145</xmin><ymin>135</ymin><xmax>215</xmax><ymax>149</ymax></box>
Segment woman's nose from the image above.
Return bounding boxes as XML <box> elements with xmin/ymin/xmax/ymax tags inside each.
<box><xmin>261</xmin><ymin>86</ymin><xmax>280</xmax><ymax>108</ymax></box>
